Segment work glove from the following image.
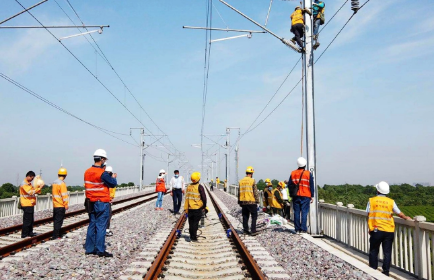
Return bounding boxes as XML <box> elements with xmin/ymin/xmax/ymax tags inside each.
<box><xmin>266</xmin><ymin>206</ymin><xmax>270</xmax><ymax>210</ymax></box>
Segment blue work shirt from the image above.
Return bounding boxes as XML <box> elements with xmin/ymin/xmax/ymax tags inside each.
<box><xmin>313</xmin><ymin>1</ymin><xmax>325</xmax><ymax>17</ymax></box>
<box><xmin>92</xmin><ymin>165</ymin><xmax>117</xmax><ymax>188</ymax></box>
<box><xmin>287</xmin><ymin>168</ymin><xmax>315</xmax><ymax>197</ymax></box>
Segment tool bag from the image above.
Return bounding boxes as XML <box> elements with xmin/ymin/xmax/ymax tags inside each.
<box><xmin>84</xmin><ymin>198</ymin><xmax>94</xmax><ymax>214</ymax></box>
<box><xmin>289</xmin><ymin>170</ymin><xmax>306</xmax><ymax>197</ymax></box>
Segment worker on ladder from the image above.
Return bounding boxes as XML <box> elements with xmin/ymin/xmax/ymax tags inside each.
<box><xmin>312</xmin><ymin>0</ymin><xmax>325</xmax><ymax>50</ymax></box>
<box><xmin>290</xmin><ymin>6</ymin><xmax>312</xmax><ymax>53</ymax></box>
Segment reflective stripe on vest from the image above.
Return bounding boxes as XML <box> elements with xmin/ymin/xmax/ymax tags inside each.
<box><xmin>291</xmin><ymin>170</ymin><xmax>311</xmax><ymax>197</ymax></box>
<box><xmin>84</xmin><ymin>166</ymin><xmax>110</xmax><ymax>202</ymax></box>
<box><xmin>238</xmin><ymin>177</ymin><xmax>255</xmax><ymax>202</ymax></box>
<box><xmin>368</xmin><ymin>196</ymin><xmax>395</xmax><ymax>232</ymax></box>
<box><xmin>185</xmin><ymin>183</ymin><xmax>203</xmax><ymax>210</ymax></box>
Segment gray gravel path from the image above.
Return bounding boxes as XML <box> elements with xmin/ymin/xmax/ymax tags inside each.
<box><xmin>213</xmin><ymin>189</ymin><xmax>374</xmax><ymax>280</ymax></box>
<box><xmin>0</xmin><ymin>193</ymin><xmax>178</xmax><ymax>280</ymax></box>
<box><xmin>0</xmin><ymin>192</ymin><xmax>152</xmax><ymax>230</ymax></box>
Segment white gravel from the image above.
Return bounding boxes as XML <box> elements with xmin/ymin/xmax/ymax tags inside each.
<box><xmin>213</xmin><ymin>189</ymin><xmax>374</xmax><ymax>280</ymax></box>
<box><xmin>0</xmin><ymin>193</ymin><xmax>179</xmax><ymax>279</ymax></box>
<box><xmin>0</xmin><ymin>191</ymin><xmax>153</xmax><ymax>230</ymax></box>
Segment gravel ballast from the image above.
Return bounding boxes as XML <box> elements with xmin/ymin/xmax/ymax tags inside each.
<box><xmin>0</xmin><ymin>193</ymin><xmax>178</xmax><ymax>280</ymax></box>
<box><xmin>212</xmin><ymin>188</ymin><xmax>374</xmax><ymax>280</ymax></box>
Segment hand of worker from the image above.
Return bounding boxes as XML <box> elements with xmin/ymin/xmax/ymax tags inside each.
<box><xmin>405</xmin><ymin>216</ymin><xmax>412</xmax><ymax>221</ymax></box>
<box><xmin>170</xmin><ymin>192</ymin><xmax>173</xmax><ymax>197</ymax></box>
<box><xmin>182</xmin><ymin>189</ymin><xmax>185</xmax><ymax>195</ymax></box>
<box><xmin>112</xmin><ymin>173</ymin><xmax>117</xmax><ymax>178</ymax></box>
<box><xmin>266</xmin><ymin>206</ymin><xmax>270</xmax><ymax>210</ymax></box>
<box><xmin>65</xmin><ymin>206</ymin><xmax>69</xmax><ymax>211</ymax></box>
<box><xmin>310</xmin><ymin>198</ymin><xmax>314</xmax><ymax>203</ymax></box>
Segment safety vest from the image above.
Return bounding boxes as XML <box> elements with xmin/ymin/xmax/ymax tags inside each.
<box><xmin>52</xmin><ymin>178</ymin><xmax>69</xmax><ymax>208</ymax></box>
<box><xmin>239</xmin><ymin>177</ymin><xmax>256</xmax><ymax>203</ymax></box>
<box><xmin>110</xmin><ymin>188</ymin><xmax>116</xmax><ymax>200</ymax></box>
<box><xmin>368</xmin><ymin>196</ymin><xmax>395</xmax><ymax>232</ymax></box>
<box><xmin>185</xmin><ymin>183</ymin><xmax>204</xmax><ymax>210</ymax></box>
<box><xmin>291</xmin><ymin>9</ymin><xmax>304</xmax><ymax>26</ymax></box>
<box><xmin>263</xmin><ymin>189</ymin><xmax>272</xmax><ymax>206</ymax></box>
<box><xmin>268</xmin><ymin>189</ymin><xmax>283</xmax><ymax>209</ymax></box>
<box><xmin>20</xmin><ymin>179</ymin><xmax>40</xmax><ymax>207</ymax></box>
<box><xmin>291</xmin><ymin>169</ymin><xmax>311</xmax><ymax>197</ymax></box>
<box><xmin>155</xmin><ymin>177</ymin><xmax>166</xmax><ymax>192</ymax></box>
<box><xmin>84</xmin><ymin>166</ymin><xmax>110</xmax><ymax>202</ymax></box>
<box><xmin>216</xmin><ymin>179</ymin><xmax>220</xmax><ymax>185</ymax></box>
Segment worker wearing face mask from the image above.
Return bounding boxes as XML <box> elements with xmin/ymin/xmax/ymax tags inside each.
<box><xmin>263</xmin><ymin>179</ymin><xmax>273</xmax><ymax>214</ymax></box>
<box><xmin>169</xmin><ymin>170</ymin><xmax>185</xmax><ymax>215</ymax></box>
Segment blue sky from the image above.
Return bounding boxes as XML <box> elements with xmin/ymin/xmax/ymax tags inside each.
<box><xmin>0</xmin><ymin>0</ymin><xmax>433</xmax><ymax>187</ymax></box>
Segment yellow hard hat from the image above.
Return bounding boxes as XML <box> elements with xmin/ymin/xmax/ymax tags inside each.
<box><xmin>265</xmin><ymin>178</ymin><xmax>271</xmax><ymax>183</ymax></box>
<box><xmin>191</xmin><ymin>172</ymin><xmax>201</xmax><ymax>183</ymax></box>
<box><xmin>58</xmin><ymin>167</ymin><xmax>67</xmax><ymax>176</ymax></box>
<box><xmin>278</xmin><ymin>181</ymin><xmax>286</xmax><ymax>188</ymax></box>
<box><xmin>246</xmin><ymin>166</ymin><xmax>254</xmax><ymax>173</ymax></box>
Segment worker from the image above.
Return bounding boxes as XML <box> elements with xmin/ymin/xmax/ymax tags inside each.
<box><xmin>169</xmin><ymin>169</ymin><xmax>185</xmax><ymax>215</ymax></box>
<box><xmin>270</xmin><ymin>182</ymin><xmax>284</xmax><ymax>216</ymax></box>
<box><xmin>263</xmin><ymin>179</ymin><xmax>272</xmax><ymax>214</ymax></box>
<box><xmin>184</xmin><ymin>172</ymin><xmax>207</xmax><ymax>242</ymax></box>
<box><xmin>367</xmin><ymin>181</ymin><xmax>412</xmax><ymax>276</ymax></box>
<box><xmin>290</xmin><ymin>6</ymin><xmax>312</xmax><ymax>52</ymax></box>
<box><xmin>288</xmin><ymin>157</ymin><xmax>314</xmax><ymax>234</ymax></box>
<box><xmin>84</xmin><ymin>149</ymin><xmax>117</xmax><ymax>257</ymax></box>
<box><xmin>20</xmin><ymin>171</ymin><xmax>42</xmax><ymax>238</ymax></box>
<box><xmin>105</xmin><ymin>166</ymin><xmax>115</xmax><ymax>236</ymax></box>
<box><xmin>155</xmin><ymin>169</ymin><xmax>166</xmax><ymax>210</ymax></box>
<box><xmin>238</xmin><ymin>166</ymin><xmax>260</xmax><ymax>235</ymax></box>
<box><xmin>216</xmin><ymin>177</ymin><xmax>220</xmax><ymax>190</ymax></box>
<box><xmin>210</xmin><ymin>178</ymin><xmax>214</xmax><ymax>191</ymax></box>
<box><xmin>282</xmin><ymin>180</ymin><xmax>291</xmax><ymax>220</ymax></box>
<box><xmin>224</xmin><ymin>179</ymin><xmax>227</xmax><ymax>192</ymax></box>
<box><xmin>51</xmin><ymin>167</ymin><xmax>69</xmax><ymax>240</ymax></box>
<box><xmin>312</xmin><ymin>0</ymin><xmax>325</xmax><ymax>49</ymax></box>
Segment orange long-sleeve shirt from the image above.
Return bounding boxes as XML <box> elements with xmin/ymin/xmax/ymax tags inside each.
<box><xmin>52</xmin><ymin>178</ymin><xmax>69</xmax><ymax>208</ymax></box>
<box><xmin>20</xmin><ymin>179</ymin><xmax>41</xmax><ymax>207</ymax></box>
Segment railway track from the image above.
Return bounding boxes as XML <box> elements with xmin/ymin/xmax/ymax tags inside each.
<box><xmin>142</xmin><ymin>187</ymin><xmax>267</xmax><ymax>280</ymax></box>
<box><xmin>0</xmin><ymin>191</ymin><xmax>160</xmax><ymax>258</ymax></box>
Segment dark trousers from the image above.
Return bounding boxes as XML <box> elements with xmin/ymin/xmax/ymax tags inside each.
<box><xmin>210</xmin><ymin>185</ymin><xmax>214</xmax><ymax>191</ymax></box>
<box><xmin>369</xmin><ymin>231</ymin><xmax>394</xmax><ymax>275</ymax></box>
<box><xmin>52</xmin><ymin>207</ymin><xmax>66</xmax><ymax>238</ymax></box>
<box><xmin>106</xmin><ymin>204</ymin><xmax>112</xmax><ymax>229</ymax></box>
<box><xmin>291</xmin><ymin>23</ymin><xmax>305</xmax><ymax>48</ymax></box>
<box><xmin>242</xmin><ymin>204</ymin><xmax>258</xmax><ymax>233</ymax></box>
<box><xmin>85</xmin><ymin>201</ymin><xmax>110</xmax><ymax>254</ymax></box>
<box><xmin>293</xmin><ymin>196</ymin><xmax>311</xmax><ymax>232</ymax></box>
<box><xmin>188</xmin><ymin>209</ymin><xmax>203</xmax><ymax>240</ymax></box>
<box><xmin>21</xmin><ymin>206</ymin><xmax>34</xmax><ymax>238</ymax></box>
<box><xmin>172</xmin><ymin>189</ymin><xmax>183</xmax><ymax>214</ymax></box>
<box><xmin>283</xmin><ymin>202</ymin><xmax>291</xmax><ymax>220</ymax></box>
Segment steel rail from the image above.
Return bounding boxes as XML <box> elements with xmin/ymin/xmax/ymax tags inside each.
<box><xmin>0</xmin><ymin>192</ymin><xmax>159</xmax><ymax>258</ymax></box>
<box><xmin>0</xmin><ymin>191</ymin><xmax>157</xmax><ymax>236</ymax></box>
<box><xmin>207</xmin><ymin>188</ymin><xmax>267</xmax><ymax>280</ymax></box>
<box><xmin>143</xmin><ymin>212</ymin><xmax>186</xmax><ymax>280</ymax></box>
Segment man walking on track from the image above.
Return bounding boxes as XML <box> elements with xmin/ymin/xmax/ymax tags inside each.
<box><xmin>184</xmin><ymin>172</ymin><xmax>207</xmax><ymax>242</ymax></box>
<box><xmin>51</xmin><ymin>167</ymin><xmax>69</xmax><ymax>239</ymax></box>
<box><xmin>367</xmin><ymin>181</ymin><xmax>411</xmax><ymax>276</ymax></box>
<box><xmin>169</xmin><ymin>170</ymin><xmax>185</xmax><ymax>215</ymax></box>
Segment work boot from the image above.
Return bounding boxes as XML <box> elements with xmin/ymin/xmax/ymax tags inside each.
<box><xmin>97</xmin><ymin>251</ymin><xmax>113</xmax><ymax>258</ymax></box>
<box><xmin>313</xmin><ymin>42</ymin><xmax>320</xmax><ymax>50</ymax></box>
<box><xmin>291</xmin><ymin>37</ymin><xmax>297</xmax><ymax>44</ymax></box>
<box><xmin>106</xmin><ymin>230</ymin><xmax>113</xmax><ymax>237</ymax></box>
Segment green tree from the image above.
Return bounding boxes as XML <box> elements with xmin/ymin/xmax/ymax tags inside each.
<box><xmin>127</xmin><ymin>182</ymin><xmax>135</xmax><ymax>186</ymax></box>
<box><xmin>1</xmin><ymin>183</ymin><xmax>16</xmax><ymax>193</ymax></box>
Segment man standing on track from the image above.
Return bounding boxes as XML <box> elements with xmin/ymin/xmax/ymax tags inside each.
<box><xmin>20</xmin><ymin>171</ymin><xmax>42</xmax><ymax>238</ymax></box>
<box><xmin>84</xmin><ymin>149</ymin><xmax>117</xmax><ymax>257</ymax></box>
<box><xmin>288</xmin><ymin>157</ymin><xmax>314</xmax><ymax>234</ymax></box>
<box><xmin>238</xmin><ymin>166</ymin><xmax>260</xmax><ymax>235</ymax></box>
<box><xmin>169</xmin><ymin>170</ymin><xmax>185</xmax><ymax>215</ymax></box>
<box><xmin>51</xmin><ymin>167</ymin><xmax>69</xmax><ymax>240</ymax></box>
<box><xmin>184</xmin><ymin>172</ymin><xmax>207</xmax><ymax>242</ymax></box>
<box><xmin>367</xmin><ymin>181</ymin><xmax>412</xmax><ymax>276</ymax></box>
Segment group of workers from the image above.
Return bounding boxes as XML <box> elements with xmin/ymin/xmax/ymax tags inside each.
<box><xmin>290</xmin><ymin>0</ymin><xmax>325</xmax><ymax>52</ymax></box>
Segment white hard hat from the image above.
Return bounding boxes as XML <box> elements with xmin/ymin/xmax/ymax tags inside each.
<box><xmin>297</xmin><ymin>157</ymin><xmax>307</xmax><ymax>168</ymax></box>
<box><xmin>159</xmin><ymin>169</ymin><xmax>166</xmax><ymax>174</ymax></box>
<box><xmin>375</xmin><ymin>181</ymin><xmax>390</xmax><ymax>194</ymax></box>
<box><xmin>105</xmin><ymin>166</ymin><xmax>113</xmax><ymax>173</ymax></box>
<box><xmin>94</xmin><ymin>149</ymin><xmax>108</xmax><ymax>159</ymax></box>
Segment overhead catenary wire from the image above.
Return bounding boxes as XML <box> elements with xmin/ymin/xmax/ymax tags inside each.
<box><xmin>14</xmin><ymin>0</ymin><xmax>183</xmax><ymax>158</ymax></box>
<box><xmin>0</xmin><ymin>73</ymin><xmax>137</xmax><ymax>146</ymax></box>
<box><xmin>59</xmin><ymin>0</ymin><xmax>183</xmax><ymax>155</ymax></box>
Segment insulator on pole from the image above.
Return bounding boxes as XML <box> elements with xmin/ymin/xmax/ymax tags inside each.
<box><xmin>351</xmin><ymin>0</ymin><xmax>360</xmax><ymax>12</ymax></box>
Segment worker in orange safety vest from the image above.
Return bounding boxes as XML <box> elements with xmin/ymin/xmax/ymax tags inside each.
<box><xmin>20</xmin><ymin>171</ymin><xmax>42</xmax><ymax>238</ymax></box>
<box><xmin>51</xmin><ymin>167</ymin><xmax>69</xmax><ymax>239</ymax></box>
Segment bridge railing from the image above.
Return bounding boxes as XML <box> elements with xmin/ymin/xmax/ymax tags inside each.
<box><xmin>319</xmin><ymin>200</ymin><xmax>434</xmax><ymax>280</ymax></box>
<box><xmin>0</xmin><ymin>186</ymin><xmax>142</xmax><ymax>218</ymax></box>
